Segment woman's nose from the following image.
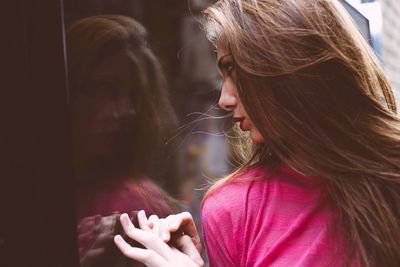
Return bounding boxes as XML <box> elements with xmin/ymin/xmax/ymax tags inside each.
<box><xmin>218</xmin><ymin>82</ymin><xmax>238</xmax><ymax>111</ymax></box>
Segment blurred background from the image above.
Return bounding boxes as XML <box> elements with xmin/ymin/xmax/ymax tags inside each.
<box><xmin>346</xmin><ymin>0</ymin><xmax>400</xmax><ymax>104</ymax></box>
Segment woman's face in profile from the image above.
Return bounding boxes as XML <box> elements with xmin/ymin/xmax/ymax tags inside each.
<box><xmin>73</xmin><ymin>49</ymin><xmax>136</xmax><ymax>161</ymax></box>
<box><xmin>217</xmin><ymin>46</ymin><xmax>265</xmax><ymax>143</ymax></box>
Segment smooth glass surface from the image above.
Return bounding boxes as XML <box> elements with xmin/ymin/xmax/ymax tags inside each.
<box><xmin>64</xmin><ymin>1</ymin><xmax>229</xmax><ymax>266</ymax></box>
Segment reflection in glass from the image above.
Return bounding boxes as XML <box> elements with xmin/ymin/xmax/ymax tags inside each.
<box><xmin>66</xmin><ymin>15</ymin><xmax>179</xmax><ymax>266</ymax></box>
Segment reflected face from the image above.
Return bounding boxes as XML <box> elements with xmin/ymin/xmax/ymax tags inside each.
<box><xmin>73</xmin><ymin>49</ymin><xmax>136</xmax><ymax>160</ymax></box>
<box><xmin>217</xmin><ymin>47</ymin><xmax>265</xmax><ymax>143</ymax></box>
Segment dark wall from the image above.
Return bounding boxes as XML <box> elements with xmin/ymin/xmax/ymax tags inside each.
<box><xmin>1</xmin><ymin>0</ymin><xmax>78</xmax><ymax>266</ymax></box>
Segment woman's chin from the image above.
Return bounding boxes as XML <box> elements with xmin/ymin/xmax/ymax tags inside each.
<box><xmin>250</xmin><ymin>131</ymin><xmax>265</xmax><ymax>143</ymax></box>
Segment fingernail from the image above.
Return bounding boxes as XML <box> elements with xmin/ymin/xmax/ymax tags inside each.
<box><xmin>121</xmin><ymin>213</ymin><xmax>129</xmax><ymax>221</ymax></box>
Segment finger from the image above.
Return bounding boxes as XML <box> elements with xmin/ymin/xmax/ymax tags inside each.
<box><xmin>138</xmin><ymin>210</ymin><xmax>152</xmax><ymax>232</ymax></box>
<box><xmin>83</xmin><ymin>247</ymin><xmax>105</xmax><ymax>260</ymax></box>
<box><xmin>120</xmin><ymin>213</ymin><xmax>135</xmax><ymax>237</ymax></box>
<box><xmin>91</xmin><ymin>231</ymin><xmax>114</xmax><ymax>248</ymax></box>
<box><xmin>148</xmin><ymin>214</ymin><xmax>159</xmax><ymax>228</ymax></box>
<box><xmin>98</xmin><ymin>216</ymin><xmax>116</xmax><ymax>234</ymax></box>
<box><xmin>156</xmin><ymin>217</ymin><xmax>172</xmax><ymax>242</ymax></box>
<box><xmin>169</xmin><ymin>212</ymin><xmax>202</xmax><ymax>252</ymax></box>
<box><xmin>77</xmin><ymin>217</ymin><xmax>94</xmax><ymax>230</ymax></box>
<box><xmin>77</xmin><ymin>215</ymin><xmax>99</xmax><ymax>231</ymax></box>
<box><xmin>170</xmin><ymin>247</ymin><xmax>202</xmax><ymax>267</ymax></box>
<box><xmin>169</xmin><ymin>212</ymin><xmax>195</xmax><ymax>232</ymax></box>
<box><xmin>149</xmin><ymin>218</ymin><xmax>163</xmax><ymax>237</ymax></box>
<box><xmin>175</xmin><ymin>235</ymin><xmax>204</xmax><ymax>266</ymax></box>
<box><xmin>78</xmin><ymin>229</ymin><xmax>95</xmax><ymax>240</ymax></box>
<box><xmin>114</xmin><ymin>235</ymin><xmax>170</xmax><ymax>267</ymax></box>
<box><xmin>80</xmin><ymin>247</ymin><xmax>105</xmax><ymax>266</ymax></box>
<box><xmin>117</xmin><ymin>220</ymin><xmax>176</xmax><ymax>261</ymax></box>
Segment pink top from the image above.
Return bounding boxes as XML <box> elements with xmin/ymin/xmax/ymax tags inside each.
<box><xmin>76</xmin><ymin>178</ymin><xmax>172</xmax><ymax>220</ymax></box>
<box><xmin>201</xmin><ymin>164</ymin><xmax>352</xmax><ymax>267</ymax></box>
<box><xmin>76</xmin><ymin>178</ymin><xmax>173</xmax><ymax>259</ymax></box>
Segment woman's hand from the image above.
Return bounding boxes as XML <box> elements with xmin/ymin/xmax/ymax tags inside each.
<box><xmin>146</xmin><ymin>211</ymin><xmax>202</xmax><ymax>253</ymax></box>
<box><xmin>114</xmin><ymin>212</ymin><xmax>204</xmax><ymax>267</ymax></box>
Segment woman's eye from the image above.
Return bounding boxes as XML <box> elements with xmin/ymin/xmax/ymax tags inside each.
<box><xmin>217</xmin><ymin>58</ymin><xmax>235</xmax><ymax>78</ymax></box>
<box><xmin>226</xmin><ymin>63</ymin><xmax>234</xmax><ymax>76</ymax></box>
<box><xmin>222</xmin><ymin>62</ymin><xmax>234</xmax><ymax>77</ymax></box>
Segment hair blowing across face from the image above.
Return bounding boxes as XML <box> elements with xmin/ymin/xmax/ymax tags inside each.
<box><xmin>203</xmin><ymin>0</ymin><xmax>400</xmax><ymax>266</ymax></box>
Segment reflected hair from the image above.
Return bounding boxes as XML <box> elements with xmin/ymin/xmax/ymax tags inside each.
<box><xmin>203</xmin><ymin>0</ymin><xmax>400</xmax><ymax>266</ymax></box>
<box><xmin>67</xmin><ymin>15</ymin><xmax>177</xmax><ymax>179</ymax></box>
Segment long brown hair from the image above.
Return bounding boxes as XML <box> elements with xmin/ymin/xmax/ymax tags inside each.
<box><xmin>203</xmin><ymin>0</ymin><xmax>400</xmax><ymax>266</ymax></box>
<box><xmin>67</xmin><ymin>15</ymin><xmax>177</xmax><ymax>181</ymax></box>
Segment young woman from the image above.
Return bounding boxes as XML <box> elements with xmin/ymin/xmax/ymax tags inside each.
<box><xmin>113</xmin><ymin>0</ymin><xmax>400</xmax><ymax>266</ymax></box>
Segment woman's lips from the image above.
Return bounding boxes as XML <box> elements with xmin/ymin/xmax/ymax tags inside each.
<box><xmin>240</xmin><ymin>121</ymin><xmax>246</xmax><ymax>131</ymax></box>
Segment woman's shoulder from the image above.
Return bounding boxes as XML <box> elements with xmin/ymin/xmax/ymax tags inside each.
<box><xmin>202</xmin><ymin>163</ymin><xmax>323</xmax><ymax>216</ymax></box>
<box><xmin>202</xmin><ymin>166</ymin><xmax>266</xmax><ymax>206</ymax></box>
